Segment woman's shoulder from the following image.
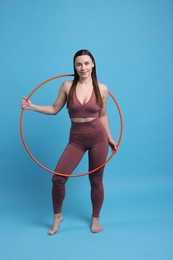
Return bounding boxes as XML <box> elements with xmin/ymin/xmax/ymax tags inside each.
<box><xmin>60</xmin><ymin>80</ymin><xmax>73</xmax><ymax>93</ymax></box>
<box><xmin>61</xmin><ymin>80</ymin><xmax>73</xmax><ymax>88</ymax></box>
<box><xmin>98</xmin><ymin>82</ymin><xmax>108</xmax><ymax>96</ymax></box>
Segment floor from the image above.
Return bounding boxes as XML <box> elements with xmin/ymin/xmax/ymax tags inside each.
<box><xmin>1</xmin><ymin>172</ymin><xmax>173</xmax><ymax>260</ymax></box>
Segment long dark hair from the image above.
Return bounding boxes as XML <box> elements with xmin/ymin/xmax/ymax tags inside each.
<box><xmin>67</xmin><ymin>49</ymin><xmax>103</xmax><ymax>108</ymax></box>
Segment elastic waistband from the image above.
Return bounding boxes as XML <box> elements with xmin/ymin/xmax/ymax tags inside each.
<box><xmin>70</xmin><ymin>118</ymin><xmax>102</xmax><ymax>133</ymax></box>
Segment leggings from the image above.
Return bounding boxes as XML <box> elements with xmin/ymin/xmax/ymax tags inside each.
<box><xmin>52</xmin><ymin>118</ymin><xmax>109</xmax><ymax>218</ymax></box>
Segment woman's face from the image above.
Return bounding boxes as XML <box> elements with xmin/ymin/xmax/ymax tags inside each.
<box><xmin>74</xmin><ymin>55</ymin><xmax>94</xmax><ymax>79</ymax></box>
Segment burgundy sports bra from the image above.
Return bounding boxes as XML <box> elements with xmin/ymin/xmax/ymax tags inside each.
<box><xmin>68</xmin><ymin>88</ymin><xmax>100</xmax><ymax>119</ymax></box>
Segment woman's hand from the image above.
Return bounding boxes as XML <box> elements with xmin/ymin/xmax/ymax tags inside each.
<box><xmin>108</xmin><ymin>139</ymin><xmax>118</xmax><ymax>152</ymax></box>
<box><xmin>21</xmin><ymin>96</ymin><xmax>32</xmax><ymax>110</ymax></box>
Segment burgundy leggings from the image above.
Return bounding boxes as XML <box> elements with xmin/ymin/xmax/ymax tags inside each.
<box><xmin>52</xmin><ymin>118</ymin><xmax>108</xmax><ymax>218</ymax></box>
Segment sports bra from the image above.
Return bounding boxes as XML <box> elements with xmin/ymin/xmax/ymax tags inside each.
<box><xmin>68</xmin><ymin>88</ymin><xmax>100</xmax><ymax>119</ymax></box>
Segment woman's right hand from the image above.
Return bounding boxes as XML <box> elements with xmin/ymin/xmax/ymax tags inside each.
<box><xmin>21</xmin><ymin>96</ymin><xmax>32</xmax><ymax>110</ymax></box>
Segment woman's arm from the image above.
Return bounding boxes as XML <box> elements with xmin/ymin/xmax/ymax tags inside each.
<box><xmin>21</xmin><ymin>81</ymin><xmax>70</xmax><ymax>115</ymax></box>
<box><xmin>99</xmin><ymin>84</ymin><xmax>118</xmax><ymax>150</ymax></box>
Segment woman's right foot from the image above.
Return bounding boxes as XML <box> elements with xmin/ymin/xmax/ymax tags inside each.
<box><xmin>48</xmin><ymin>213</ymin><xmax>64</xmax><ymax>235</ymax></box>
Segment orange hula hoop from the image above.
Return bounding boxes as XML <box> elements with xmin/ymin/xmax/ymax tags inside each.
<box><xmin>20</xmin><ymin>74</ymin><xmax>123</xmax><ymax>177</ymax></box>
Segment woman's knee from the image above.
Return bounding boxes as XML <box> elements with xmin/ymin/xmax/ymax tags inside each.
<box><xmin>52</xmin><ymin>174</ymin><xmax>67</xmax><ymax>187</ymax></box>
<box><xmin>89</xmin><ymin>172</ymin><xmax>103</xmax><ymax>187</ymax></box>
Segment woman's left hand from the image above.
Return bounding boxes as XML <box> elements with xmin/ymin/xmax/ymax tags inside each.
<box><xmin>108</xmin><ymin>139</ymin><xmax>118</xmax><ymax>152</ymax></box>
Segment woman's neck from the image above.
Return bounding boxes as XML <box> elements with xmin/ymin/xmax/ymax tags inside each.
<box><xmin>78</xmin><ymin>76</ymin><xmax>93</xmax><ymax>86</ymax></box>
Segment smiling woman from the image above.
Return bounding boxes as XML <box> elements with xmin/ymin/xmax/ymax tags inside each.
<box><xmin>21</xmin><ymin>49</ymin><xmax>118</xmax><ymax>235</ymax></box>
<box><xmin>67</xmin><ymin>50</ymin><xmax>103</xmax><ymax>110</ymax></box>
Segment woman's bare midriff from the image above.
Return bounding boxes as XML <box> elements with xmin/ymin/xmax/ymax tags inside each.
<box><xmin>71</xmin><ymin>117</ymin><xmax>96</xmax><ymax>123</ymax></box>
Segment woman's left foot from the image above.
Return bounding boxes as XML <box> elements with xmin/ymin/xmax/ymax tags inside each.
<box><xmin>91</xmin><ymin>217</ymin><xmax>102</xmax><ymax>233</ymax></box>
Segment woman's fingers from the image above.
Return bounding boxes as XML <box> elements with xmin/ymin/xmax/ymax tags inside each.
<box><xmin>21</xmin><ymin>96</ymin><xmax>31</xmax><ymax>109</ymax></box>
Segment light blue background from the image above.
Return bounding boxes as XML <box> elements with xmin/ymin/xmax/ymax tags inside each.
<box><xmin>0</xmin><ymin>0</ymin><xmax>173</xmax><ymax>259</ymax></box>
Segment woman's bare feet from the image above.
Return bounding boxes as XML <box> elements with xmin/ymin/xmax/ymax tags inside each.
<box><xmin>91</xmin><ymin>217</ymin><xmax>102</xmax><ymax>233</ymax></box>
<box><xmin>48</xmin><ymin>213</ymin><xmax>64</xmax><ymax>235</ymax></box>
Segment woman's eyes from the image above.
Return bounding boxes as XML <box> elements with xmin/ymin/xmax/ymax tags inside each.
<box><xmin>76</xmin><ymin>62</ymin><xmax>90</xmax><ymax>66</ymax></box>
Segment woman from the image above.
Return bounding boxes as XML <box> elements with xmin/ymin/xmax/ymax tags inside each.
<box><xmin>21</xmin><ymin>49</ymin><xmax>117</xmax><ymax>234</ymax></box>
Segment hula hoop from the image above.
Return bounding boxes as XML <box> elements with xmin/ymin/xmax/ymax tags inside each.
<box><xmin>20</xmin><ymin>74</ymin><xmax>123</xmax><ymax>177</ymax></box>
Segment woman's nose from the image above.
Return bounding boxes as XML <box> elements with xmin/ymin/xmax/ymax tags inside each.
<box><xmin>81</xmin><ymin>64</ymin><xmax>85</xmax><ymax>70</ymax></box>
